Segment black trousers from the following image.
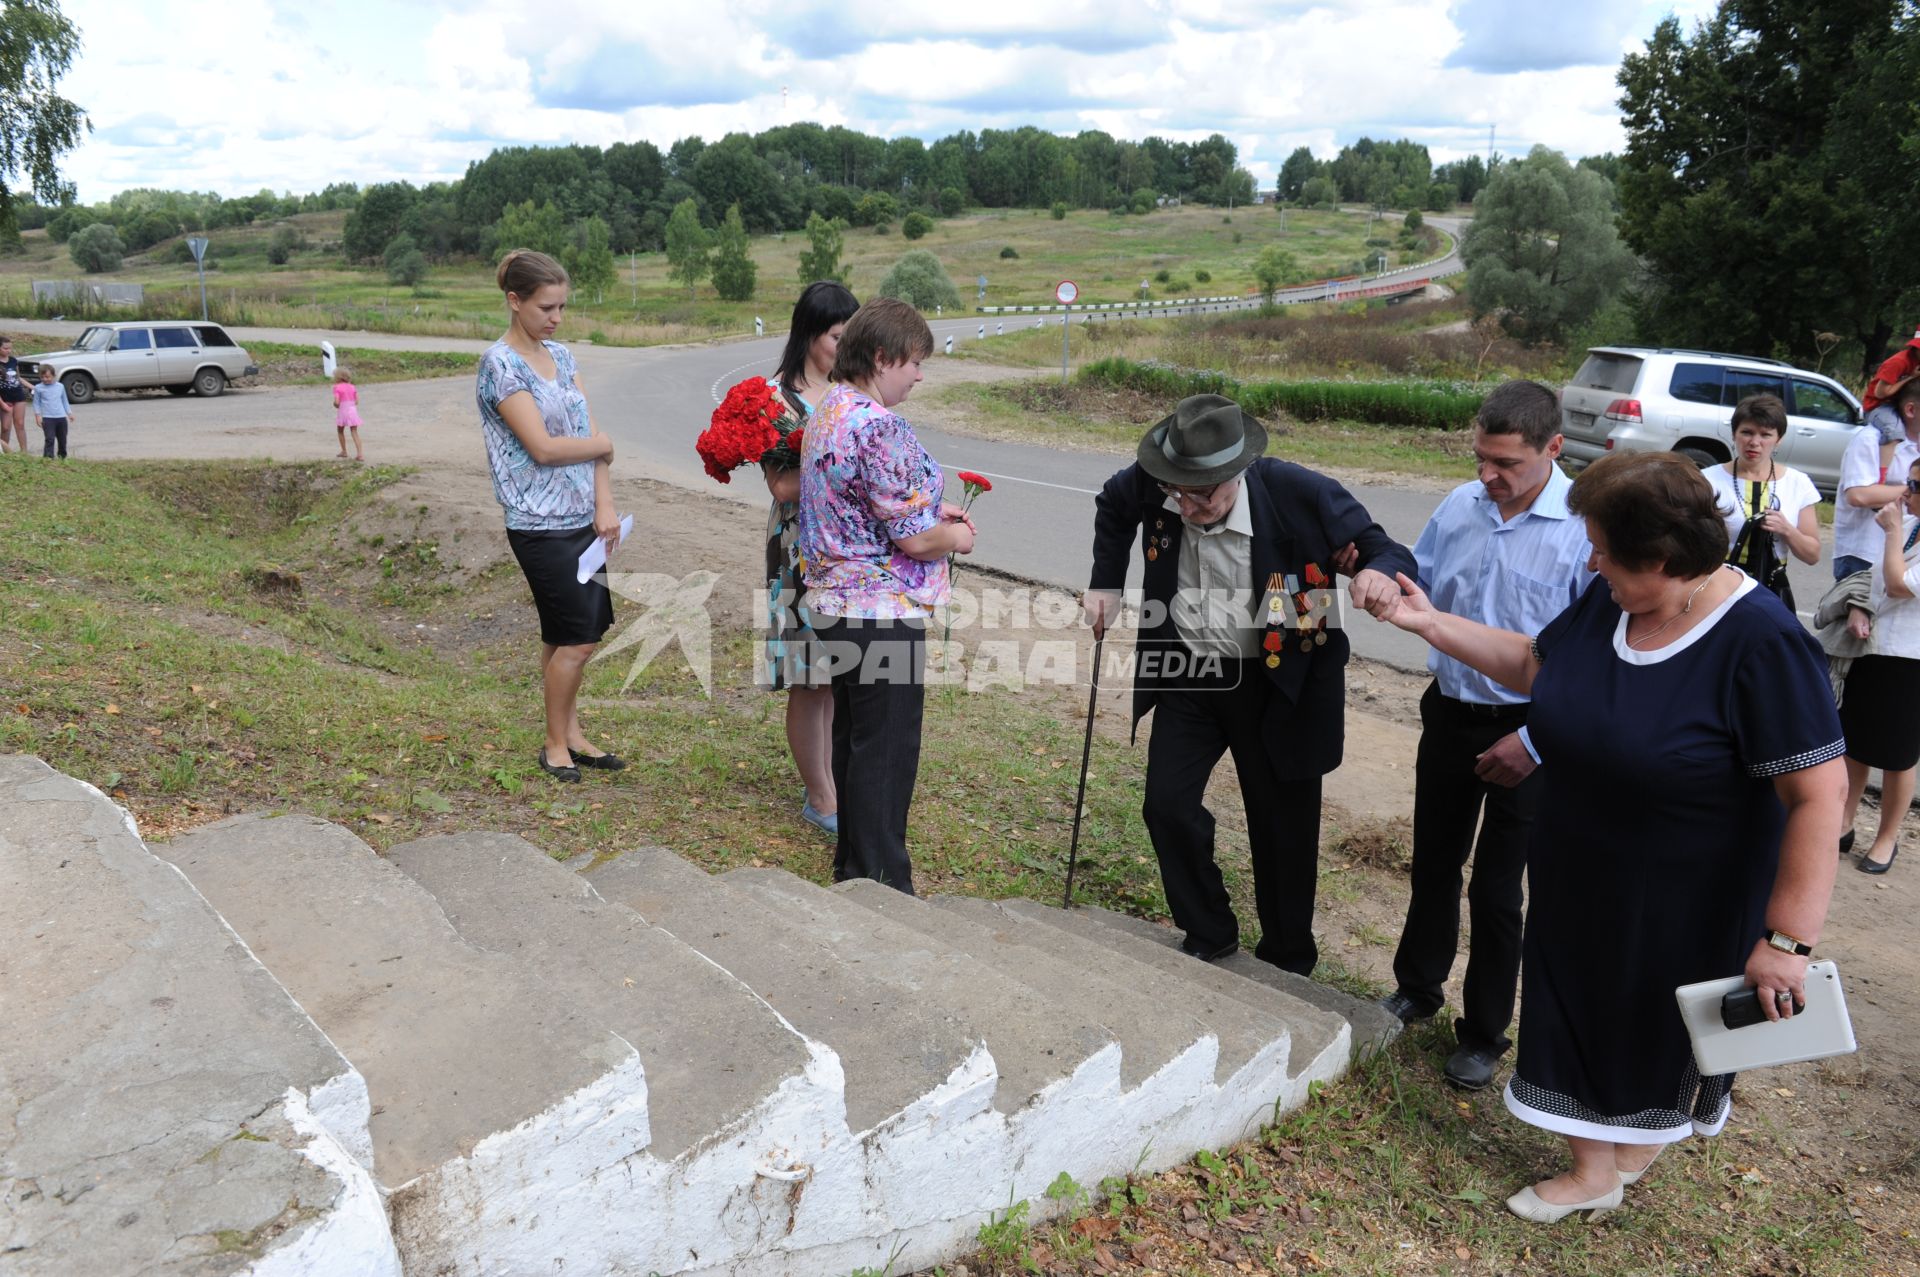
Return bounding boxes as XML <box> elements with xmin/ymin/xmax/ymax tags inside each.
<box><xmin>1391</xmin><ymin>682</ymin><xmax>1541</xmax><ymax>1054</ymax></box>
<box><xmin>40</xmin><ymin>417</ymin><xmax>67</xmax><ymax>458</ymax></box>
<box><xmin>1142</xmin><ymin>659</ymin><xmax>1323</xmax><ymax>975</ymax></box>
<box><xmin>816</xmin><ymin>613</ymin><xmax>925</xmax><ymax>895</ymax></box>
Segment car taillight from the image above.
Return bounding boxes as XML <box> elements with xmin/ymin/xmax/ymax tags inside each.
<box><xmin>1603</xmin><ymin>397</ymin><xmax>1642</xmax><ymax>424</ymax></box>
<box><xmin>1605</xmin><ymin>438</ymin><xmax>1616</xmax><ymax>450</ymax></box>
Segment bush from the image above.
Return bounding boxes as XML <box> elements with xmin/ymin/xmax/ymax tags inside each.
<box><xmin>999</xmin><ymin>245</ymin><xmax>1019</xmax><ymax>258</ymax></box>
<box><xmin>939</xmin><ymin>187</ymin><xmax>964</xmax><ymax>216</ymax></box>
<box><xmin>1364</xmin><ymin>236</ymin><xmax>1392</xmax><ymax>248</ymax></box>
<box><xmin>383</xmin><ymin>233</ymin><xmax>428</xmax><ymax>289</ymax></box>
<box><xmin>851</xmin><ymin>191</ymin><xmax>899</xmax><ymax>228</ymax></box>
<box><xmin>902</xmin><ymin>211</ymin><xmax>933</xmax><ymax>240</ymax></box>
<box><xmin>1403</xmin><ymin>209</ymin><xmax>1425</xmax><ymax>232</ymax></box>
<box><xmin>68</xmin><ymin>222</ymin><xmax>125</xmax><ymax>273</ymax></box>
<box><xmin>876</xmin><ymin>249</ymin><xmax>962</xmax><ymax>311</ymax></box>
<box><xmin>1153</xmin><ymin>268</ymin><xmax>1171</xmax><ymax>283</ymax></box>
<box><xmin>266</xmin><ymin>224</ymin><xmax>304</xmax><ymax>265</ymax></box>
<box><xmin>1222</xmin><ymin>215</ymin><xmax>1232</xmax><ymax>224</ymax></box>
<box><xmin>123</xmin><ymin>211</ymin><xmax>181</xmax><ymax>252</ymax></box>
<box><xmin>873</xmin><ymin>221</ymin><xmax>891</xmax><ymax>235</ymax></box>
<box><xmin>1080</xmin><ymin>356</ymin><xmax>1486</xmax><ymax>430</ymax></box>
<box><xmin>1130</xmin><ymin>190</ymin><xmax>1154</xmax><ymax>214</ymax></box>
<box><xmin>1051</xmin><ymin>201</ymin><xmax>1068</xmax><ymax>220</ymax></box>
<box><xmin>1160</xmin><ymin>278</ymin><xmax>1192</xmax><ymax>293</ymax></box>
<box><xmin>1195</xmin><ymin>269</ymin><xmax>1212</xmax><ymax>283</ymax></box>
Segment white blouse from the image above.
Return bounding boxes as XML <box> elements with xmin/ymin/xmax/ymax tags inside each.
<box><xmin>1702</xmin><ymin>463</ymin><xmax>1820</xmax><ymax>563</ymax></box>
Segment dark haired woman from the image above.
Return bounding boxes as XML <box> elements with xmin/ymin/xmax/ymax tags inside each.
<box><xmin>477</xmin><ymin>248</ymin><xmax>624</xmax><ymax>783</ymax></box>
<box><xmin>1702</xmin><ymin>393</ymin><xmax>1821</xmax><ymax>603</ymax></box>
<box><xmin>763</xmin><ymin>281</ymin><xmax>858</xmax><ymax>834</ymax></box>
<box><xmin>1376</xmin><ymin>451</ymin><xmax>1844</xmax><ymax>1223</ymax></box>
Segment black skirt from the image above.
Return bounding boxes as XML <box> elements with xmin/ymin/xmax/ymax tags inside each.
<box><xmin>1840</xmin><ymin>653</ymin><xmax>1920</xmax><ymax>770</ymax></box>
<box><xmin>506</xmin><ymin>525</ymin><xmax>614</xmax><ymax>647</ymax></box>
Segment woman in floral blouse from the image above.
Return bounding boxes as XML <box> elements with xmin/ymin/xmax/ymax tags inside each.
<box><xmin>799</xmin><ymin>298</ymin><xmax>977</xmax><ymax>893</ymax></box>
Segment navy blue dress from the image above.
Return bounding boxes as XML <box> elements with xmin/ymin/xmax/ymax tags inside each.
<box><xmin>1509</xmin><ymin>573</ymin><xmax>1843</xmax><ymax>1142</ymax></box>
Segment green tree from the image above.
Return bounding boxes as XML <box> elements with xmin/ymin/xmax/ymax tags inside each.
<box><xmin>850</xmin><ymin>191</ymin><xmax>898</xmax><ymax>227</ymax></box>
<box><xmin>0</xmin><ymin>1</ymin><xmax>87</xmax><ymax>222</ymax></box>
<box><xmin>938</xmin><ymin>186</ymin><xmax>964</xmax><ymax>216</ymax></box>
<box><xmin>67</xmin><ymin>221</ymin><xmax>122</xmax><ymax>272</ymax></box>
<box><xmin>875</xmin><ymin>249</ymin><xmax>961</xmax><ymax>311</ymax></box>
<box><xmin>563</xmin><ymin>215</ymin><xmax>616</xmax><ymax>302</ymax></box>
<box><xmin>796</xmin><ymin>212</ymin><xmax>844</xmax><ymax>284</ymax></box>
<box><xmin>383</xmin><ymin>233</ymin><xmax>428</xmax><ymax>290</ymax></box>
<box><xmin>1299</xmin><ymin>176</ymin><xmax>1338</xmax><ymax>209</ymax></box>
<box><xmin>44</xmin><ymin>204</ymin><xmax>95</xmax><ymax>242</ymax></box>
<box><xmin>664</xmin><ymin>197</ymin><xmax>710</xmax><ymax>298</ymax></box>
<box><xmin>1277</xmin><ymin>146</ymin><xmax>1319</xmax><ymax>201</ymax></box>
<box><xmin>1616</xmin><ymin>1</ymin><xmax>1920</xmax><ymax>373</ymax></box>
<box><xmin>1402</xmin><ymin>209</ymin><xmax>1424</xmax><ymax>233</ymax></box>
<box><xmin>494</xmin><ymin>199</ymin><xmax>568</xmax><ymax>259</ymax></box>
<box><xmin>1251</xmin><ymin>244</ymin><xmax>1301</xmax><ymax>303</ymax></box>
<box><xmin>121</xmin><ymin>209</ymin><xmax>179</xmax><ymax>251</ymax></box>
<box><xmin>709</xmin><ymin>203</ymin><xmax>757</xmax><ymax>301</ymax></box>
<box><xmin>901</xmin><ymin>210</ymin><xmax>933</xmax><ymax>240</ymax></box>
<box><xmin>1461</xmin><ymin>145</ymin><xmax>1635</xmax><ymax>344</ymax></box>
<box><xmin>342</xmin><ymin>181</ymin><xmax>418</xmax><ymax>262</ymax></box>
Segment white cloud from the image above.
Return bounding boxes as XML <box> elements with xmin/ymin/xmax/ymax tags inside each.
<box><xmin>52</xmin><ymin>0</ymin><xmax>1692</xmax><ymax>201</ymax></box>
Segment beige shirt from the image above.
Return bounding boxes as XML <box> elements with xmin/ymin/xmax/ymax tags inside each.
<box><xmin>1169</xmin><ymin>482</ymin><xmax>1262</xmax><ymax>660</ymax></box>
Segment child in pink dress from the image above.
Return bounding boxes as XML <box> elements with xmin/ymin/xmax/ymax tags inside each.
<box><xmin>333</xmin><ymin>368</ymin><xmax>364</xmax><ymax>461</ymax></box>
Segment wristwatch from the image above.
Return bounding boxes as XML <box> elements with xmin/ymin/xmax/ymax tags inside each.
<box><xmin>1764</xmin><ymin>929</ymin><xmax>1813</xmax><ymax>956</ymax></box>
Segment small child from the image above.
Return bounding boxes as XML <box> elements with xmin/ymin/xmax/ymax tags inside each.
<box><xmin>332</xmin><ymin>367</ymin><xmax>364</xmax><ymax>462</ymax></box>
<box><xmin>30</xmin><ymin>364</ymin><xmax>72</xmax><ymax>459</ymax></box>
<box><xmin>1864</xmin><ymin>326</ymin><xmax>1920</xmax><ymax>443</ymax></box>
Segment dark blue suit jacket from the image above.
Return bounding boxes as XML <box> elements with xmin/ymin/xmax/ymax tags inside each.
<box><xmin>1089</xmin><ymin>456</ymin><xmax>1416</xmax><ymax>778</ymax></box>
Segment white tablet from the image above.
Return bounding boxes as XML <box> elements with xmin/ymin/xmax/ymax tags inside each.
<box><xmin>1675</xmin><ymin>960</ymin><xmax>1857</xmax><ymax>1076</ymax></box>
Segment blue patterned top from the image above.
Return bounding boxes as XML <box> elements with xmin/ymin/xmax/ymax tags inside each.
<box><xmin>477</xmin><ymin>339</ymin><xmax>596</xmax><ymax>531</ymax></box>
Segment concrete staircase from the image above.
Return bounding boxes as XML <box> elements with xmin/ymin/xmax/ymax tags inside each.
<box><xmin>2</xmin><ymin>754</ymin><xmax>1398</xmax><ymax>1275</ymax></box>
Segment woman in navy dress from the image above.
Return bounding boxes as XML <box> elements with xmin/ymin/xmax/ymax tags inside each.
<box><xmin>1376</xmin><ymin>452</ymin><xmax>1845</xmax><ymax>1223</ymax></box>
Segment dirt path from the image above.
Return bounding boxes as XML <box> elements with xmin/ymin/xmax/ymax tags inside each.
<box><xmin>55</xmin><ymin>373</ymin><xmax>1920</xmax><ymax>1217</ymax></box>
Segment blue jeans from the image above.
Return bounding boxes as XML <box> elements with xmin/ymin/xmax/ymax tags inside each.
<box><xmin>1834</xmin><ymin>554</ymin><xmax>1872</xmax><ymax>581</ymax></box>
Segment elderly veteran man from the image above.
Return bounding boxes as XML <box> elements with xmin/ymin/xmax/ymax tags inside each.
<box><xmin>1083</xmin><ymin>394</ymin><xmax>1415</xmax><ymax>975</ymax></box>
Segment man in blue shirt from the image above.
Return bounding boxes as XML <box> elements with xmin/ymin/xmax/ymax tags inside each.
<box><xmin>1376</xmin><ymin>380</ymin><xmax>1594</xmax><ymax>1090</ymax></box>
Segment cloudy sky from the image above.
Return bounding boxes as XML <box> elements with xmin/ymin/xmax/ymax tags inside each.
<box><xmin>59</xmin><ymin>0</ymin><xmax>1717</xmax><ymax>203</ymax></box>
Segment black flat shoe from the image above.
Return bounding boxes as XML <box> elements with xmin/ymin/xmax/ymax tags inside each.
<box><xmin>1180</xmin><ymin>937</ymin><xmax>1239</xmax><ymax>963</ymax></box>
<box><xmin>1858</xmin><ymin>842</ymin><xmax>1898</xmax><ymax>875</ymax></box>
<box><xmin>1839</xmin><ymin>830</ymin><xmax>1855</xmax><ymax>856</ymax></box>
<box><xmin>538</xmin><ymin>749</ymin><xmax>582</xmax><ymax>783</ymax></box>
<box><xmin>573</xmin><ymin>751</ymin><xmax>628</xmax><ymax>771</ymax></box>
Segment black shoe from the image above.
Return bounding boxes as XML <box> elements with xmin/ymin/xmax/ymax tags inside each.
<box><xmin>1840</xmin><ymin>830</ymin><xmax>1854</xmax><ymax>856</ymax></box>
<box><xmin>1377</xmin><ymin>990</ymin><xmax>1437</xmax><ymax>1025</ymax></box>
<box><xmin>1858</xmin><ymin>841</ymin><xmax>1898</xmax><ymax>875</ymax></box>
<box><xmin>537</xmin><ymin>749</ymin><xmax>582</xmax><ymax>783</ymax></box>
<box><xmin>1443</xmin><ymin>1044</ymin><xmax>1501</xmax><ymax>1091</ymax></box>
<box><xmin>1180</xmin><ymin>937</ymin><xmax>1240</xmax><ymax>962</ymax></box>
<box><xmin>573</xmin><ymin>751</ymin><xmax>628</xmax><ymax>771</ymax></box>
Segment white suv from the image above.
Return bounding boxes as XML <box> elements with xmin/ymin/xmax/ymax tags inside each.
<box><xmin>1559</xmin><ymin>348</ymin><xmax>1863</xmax><ymax>497</ymax></box>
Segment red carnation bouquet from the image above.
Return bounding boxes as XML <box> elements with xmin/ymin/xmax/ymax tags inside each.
<box><xmin>696</xmin><ymin>377</ymin><xmax>799</xmax><ymax>483</ymax></box>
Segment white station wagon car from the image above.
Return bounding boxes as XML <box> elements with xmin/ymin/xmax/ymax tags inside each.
<box><xmin>27</xmin><ymin>321</ymin><xmax>260</xmax><ymax>404</ymax></box>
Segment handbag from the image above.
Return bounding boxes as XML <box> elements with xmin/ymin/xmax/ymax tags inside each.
<box><xmin>1730</xmin><ymin>478</ymin><xmax>1795</xmax><ymax>611</ymax></box>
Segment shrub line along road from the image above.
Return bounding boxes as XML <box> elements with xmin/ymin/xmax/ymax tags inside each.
<box><xmin>0</xmin><ymin>213</ymin><xmax>1841</xmax><ymax>670</ymax></box>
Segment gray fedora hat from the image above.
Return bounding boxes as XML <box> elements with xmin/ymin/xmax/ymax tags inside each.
<box><xmin>1136</xmin><ymin>393</ymin><xmax>1267</xmax><ymax>487</ymax></box>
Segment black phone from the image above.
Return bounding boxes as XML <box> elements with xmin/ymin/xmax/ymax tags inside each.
<box><xmin>1721</xmin><ymin>987</ymin><xmax>1803</xmax><ymax>1029</ymax></box>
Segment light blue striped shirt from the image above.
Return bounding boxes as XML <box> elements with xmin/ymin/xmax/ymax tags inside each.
<box><xmin>1413</xmin><ymin>463</ymin><xmax>1593</xmax><ymax>706</ymax></box>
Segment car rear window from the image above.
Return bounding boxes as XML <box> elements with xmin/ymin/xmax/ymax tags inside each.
<box><xmin>1722</xmin><ymin>369</ymin><xmax>1787</xmax><ymax>406</ymax></box>
<box><xmin>1574</xmin><ymin>353</ymin><xmax>1642</xmax><ymax>392</ymax></box>
<box><xmin>1791</xmin><ymin>378</ymin><xmax>1858</xmax><ymax>423</ymax></box>
<box><xmin>194</xmin><ymin>326</ymin><xmax>235</xmax><ymax>348</ymax></box>
<box><xmin>113</xmin><ymin>329</ymin><xmax>152</xmax><ymax>351</ymax></box>
<box><xmin>153</xmin><ymin>327</ymin><xmax>196</xmax><ymax>348</ymax></box>
<box><xmin>1669</xmin><ymin>363</ymin><xmax>1724</xmax><ymax>405</ymax></box>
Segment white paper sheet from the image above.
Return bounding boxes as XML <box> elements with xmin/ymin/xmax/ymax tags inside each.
<box><xmin>576</xmin><ymin>515</ymin><xmax>633</xmax><ymax>583</ymax></box>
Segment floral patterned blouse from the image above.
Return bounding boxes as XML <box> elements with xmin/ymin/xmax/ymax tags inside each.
<box><xmin>799</xmin><ymin>382</ymin><xmax>948</xmax><ymax>620</ymax></box>
<box><xmin>476</xmin><ymin>339</ymin><xmax>595</xmax><ymax>531</ymax></box>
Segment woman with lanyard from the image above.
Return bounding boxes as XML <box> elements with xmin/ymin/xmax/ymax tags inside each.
<box><xmin>760</xmin><ymin>281</ymin><xmax>858</xmax><ymax>835</ymax></box>
<box><xmin>1702</xmin><ymin>394</ymin><xmax>1821</xmax><ymax>606</ymax></box>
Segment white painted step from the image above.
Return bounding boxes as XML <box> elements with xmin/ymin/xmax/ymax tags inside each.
<box><xmin>0</xmin><ymin>756</ymin><xmax>398</xmax><ymax>1276</ymax></box>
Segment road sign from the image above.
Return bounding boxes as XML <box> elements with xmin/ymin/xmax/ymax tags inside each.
<box><xmin>186</xmin><ymin>236</ymin><xmax>208</xmax><ymax>263</ymax></box>
<box><xmin>1055</xmin><ymin>280</ymin><xmax>1078</xmax><ymax>305</ymax></box>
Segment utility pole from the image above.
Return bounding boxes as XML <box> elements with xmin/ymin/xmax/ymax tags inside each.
<box><xmin>1487</xmin><ymin>124</ymin><xmax>1495</xmax><ymax>170</ymax></box>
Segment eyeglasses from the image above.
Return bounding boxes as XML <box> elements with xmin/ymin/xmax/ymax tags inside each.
<box><xmin>1158</xmin><ymin>481</ymin><xmax>1223</xmax><ymax>501</ymax></box>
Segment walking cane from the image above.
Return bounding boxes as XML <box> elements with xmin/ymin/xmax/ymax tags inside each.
<box><xmin>1063</xmin><ymin>634</ymin><xmax>1104</xmax><ymax>909</ymax></box>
